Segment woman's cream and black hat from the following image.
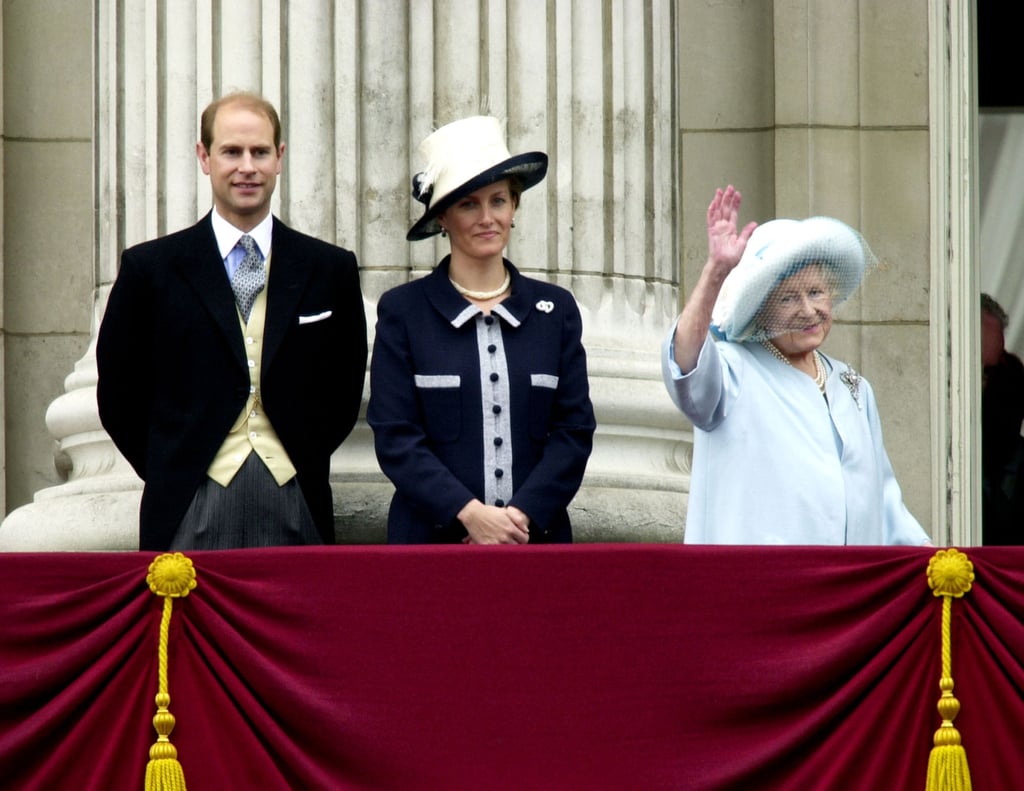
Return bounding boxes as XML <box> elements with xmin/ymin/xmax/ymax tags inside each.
<box><xmin>407</xmin><ymin>116</ymin><xmax>548</xmax><ymax>241</ymax></box>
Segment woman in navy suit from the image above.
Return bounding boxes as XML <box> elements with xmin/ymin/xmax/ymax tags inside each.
<box><xmin>368</xmin><ymin>116</ymin><xmax>596</xmax><ymax>544</ymax></box>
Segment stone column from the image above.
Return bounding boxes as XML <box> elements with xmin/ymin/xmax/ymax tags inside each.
<box><xmin>0</xmin><ymin>0</ymin><xmax>687</xmax><ymax>549</ymax></box>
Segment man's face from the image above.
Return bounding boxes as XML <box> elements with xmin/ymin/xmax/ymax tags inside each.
<box><xmin>196</xmin><ymin>102</ymin><xmax>284</xmax><ymax>231</ymax></box>
<box><xmin>982</xmin><ymin>310</ymin><xmax>1006</xmax><ymax>368</ymax></box>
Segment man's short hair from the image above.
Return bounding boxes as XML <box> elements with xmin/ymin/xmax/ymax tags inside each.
<box><xmin>982</xmin><ymin>292</ymin><xmax>1010</xmax><ymax>330</ymax></box>
<box><xmin>200</xmin><ymin>92</ymin><xmax>282</xmax><ymax>151</ymax></box>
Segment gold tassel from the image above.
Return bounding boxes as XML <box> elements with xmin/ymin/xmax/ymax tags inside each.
<box><xmin>144</xmin><ymin>553</ymin><xmax>197</xmax><ymax>791</ymax></box>
<box><xmin>925</xmin><ymin>549</ymin><xmax>974</xmax><ymax>791</ymax></box>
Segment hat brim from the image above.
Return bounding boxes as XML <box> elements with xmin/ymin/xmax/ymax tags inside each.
<box><xmin>406</xmin><ymin>152</ymin><xmax>548</xmax><ymax>241</ymax></box>
<box><xmin>710</xmin><ymin>217</ymin><xmax>869</xmax><ymax>342</ymax></box>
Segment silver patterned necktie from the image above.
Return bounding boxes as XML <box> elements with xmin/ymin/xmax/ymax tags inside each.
<box><xmin>231</xmin><ymin>234</ymin><xmax>265</xmax><ymax>321</ymax></box>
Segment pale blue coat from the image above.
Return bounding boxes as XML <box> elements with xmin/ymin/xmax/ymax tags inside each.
<box><xmin>662</xmin><ymin>331</ymin><xmax>929</xmax><ymax>545</ymax></box>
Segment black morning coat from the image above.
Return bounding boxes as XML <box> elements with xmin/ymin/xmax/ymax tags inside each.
<box><xmin>96</xmin><ymin>213</ymin><xmax>367</xmax><ymax>550</ymax></box>
<box><xmin>367</xmin><ymin>257</ymin><xmax>596</xmax><ymax>543</ymax></box>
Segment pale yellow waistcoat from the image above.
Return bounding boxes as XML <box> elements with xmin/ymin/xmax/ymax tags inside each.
<box><xmin>207</xmin><ymin>254</ymin><xmax>297</xmax><ymax>487</ymax></box>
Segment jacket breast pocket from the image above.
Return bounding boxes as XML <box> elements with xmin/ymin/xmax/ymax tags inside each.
<box><xmin>415</xmin><ymin>374</ymin><xmax>462</xmax><ymax>443</ymax></box>
<box><xmin>529</xmin><ymin>373</ymin><xmax>559</xmax><ymax>439</ymax></box>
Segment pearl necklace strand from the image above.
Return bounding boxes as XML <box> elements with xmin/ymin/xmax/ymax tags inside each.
<box><xmin>450</xmin><ymin>269</ymin><xmax>511</xmax><ymax>300</ymax></box>
<box><xmin>761</xmin><ymin>341</ymin><xmax>827</xmax><ymax>392</ymax></box>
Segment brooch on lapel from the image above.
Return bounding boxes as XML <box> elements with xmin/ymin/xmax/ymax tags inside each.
<box><xmin>840</xmin><ymin>367</ymin><xmax>863</xmax><ymax>409</ymax></box>
<box><xmin>535</xmin><ymin>300</ymin><xmax>554</xmax><ymax>314</ymax></box>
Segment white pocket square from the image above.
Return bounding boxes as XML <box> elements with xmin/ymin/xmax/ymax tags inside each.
<box><xmin>298</xmin><ymin>310</ymin><xmax>332</xmax><ymax>325</ymax></box>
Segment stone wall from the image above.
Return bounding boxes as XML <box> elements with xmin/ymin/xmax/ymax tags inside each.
<box><xmin>1</xmin><ymin>0</ymin><xmax>94</xmax><ymax>514</ymax></box>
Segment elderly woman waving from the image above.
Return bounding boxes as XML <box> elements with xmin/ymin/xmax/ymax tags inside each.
<box><xmin>663</xmin><ymin>186</ymin><xmax>931</xmax><ymax>546</ymax></box>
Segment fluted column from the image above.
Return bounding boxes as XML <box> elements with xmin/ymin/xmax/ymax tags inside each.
<box><xmin>0</xmin><ymin>0</ymin><xmax>687</xmax><ymax>549</ymax></box>
<box><xmin>399</xmin><ymin>0</ymin><xmax>687</xmax><ymax>539</ymax></box>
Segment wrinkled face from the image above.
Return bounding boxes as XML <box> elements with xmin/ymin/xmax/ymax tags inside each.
<box><xmin>438</xmin><ymin>180</ymin><xmax>517</xmax><ymax>262</ymax></box>
<box><xmin>759</xmin><ymin>264</ymin><xmax>835</xmax><ymax>354</ymax></box>
<box><xmin>196</xmin><ymin>102</ymin><xmax>284</xmax><ymax>231</ymax></box>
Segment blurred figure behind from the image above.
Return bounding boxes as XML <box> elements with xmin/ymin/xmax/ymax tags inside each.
<box><xmin>981</xmin><ymin>293</ymin><xmax>1024</xmax><ymax>545</ymax></box>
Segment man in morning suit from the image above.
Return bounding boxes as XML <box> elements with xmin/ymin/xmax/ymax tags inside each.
<box><xmin>96</xmin><ymin>92</ymin><xmax>367</xmax><ymax>550</ymax></box>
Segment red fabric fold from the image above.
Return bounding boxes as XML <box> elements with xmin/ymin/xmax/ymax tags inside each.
<box><xmin>1</xmin><ymin>545</ymin><xmax>1021</xmax><ymax>790</ymax></box>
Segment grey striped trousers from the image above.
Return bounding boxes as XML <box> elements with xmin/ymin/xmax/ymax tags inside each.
<box><xmin>169</xmin><ymin>453</ymin><xmax>322</xmax><ymax>550</ymax></box>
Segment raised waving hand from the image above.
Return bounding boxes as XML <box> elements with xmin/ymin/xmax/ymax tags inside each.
<box><xmin>671</xmin><ymin>185</ymin><xmax>757</xmax><ymax>373</ymax></box>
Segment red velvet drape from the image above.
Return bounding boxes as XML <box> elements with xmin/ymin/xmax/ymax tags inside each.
<box><xmin>1</xmin><ymin>545</ymin><xmax>1021</xmax><ymax>790</ymax></box>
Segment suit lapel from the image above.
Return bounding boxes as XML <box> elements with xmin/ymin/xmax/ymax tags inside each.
<box><xmin>263</xmin><ymin>218</ymin><xmax>315</xmax><ymax>370</ymax></box>
<box><xmin>176</xmin><ymin>215</ymin><xmax>248</xmax><ymax>368</ymax></box>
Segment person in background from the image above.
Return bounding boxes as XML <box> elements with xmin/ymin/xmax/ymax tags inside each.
<box><xmin>368</xmin><ymin>116</ymin><xmax>596</xmax><ymax>544</ymax></box>
<box><xmin>97</xmin><ymin>92</ymin><xmax>367</xmax><ymax>550</ymax></box>
<box><xmin>662</xmin><ymin>185</ymin><xmax>931</xmax><ymax>545</ymax></box>
<box><xmin>980</xmin><ymin>293</ymin><xmax>1024</xmax><ymax>544</ymax></box>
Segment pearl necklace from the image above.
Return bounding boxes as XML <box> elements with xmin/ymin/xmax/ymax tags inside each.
<box><xmin>450</xmin><ymin>269</ymin><xmax>511</xmax><ymax>300</ymax></box>
<box><xmin>761</xmin><ymin>341</ymin><xmax>827</xmax><ymax>392</ymax></box>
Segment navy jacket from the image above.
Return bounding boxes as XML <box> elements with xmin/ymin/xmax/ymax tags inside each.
<box><xmin>368</xmin><ymin>258</ymin><xmax>595</xmax><ymax>543</ymax></box>
<box><xmin>96</xmin><ymin>214</ymin><xmax>367</xmax><ymax>549</ymax></box>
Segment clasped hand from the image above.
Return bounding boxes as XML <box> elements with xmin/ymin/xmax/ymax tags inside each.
<box><xmin>458</xmin><ymin>500</ymin><xmax>531</xmax><ymax>545</ymax></box>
